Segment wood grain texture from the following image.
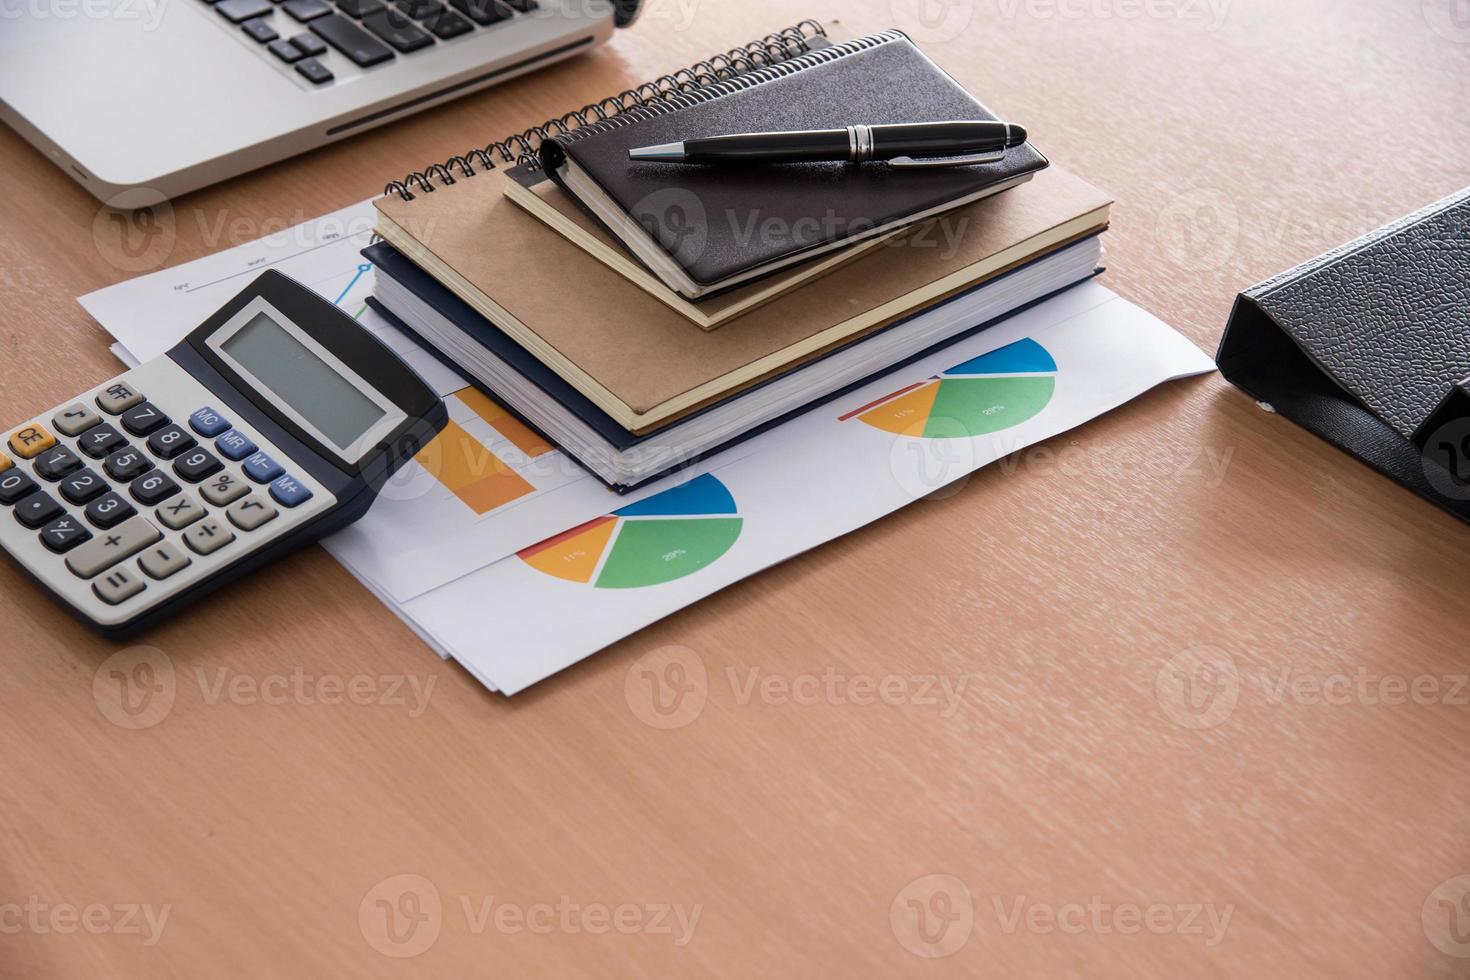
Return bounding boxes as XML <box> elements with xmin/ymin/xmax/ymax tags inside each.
<box><xmin>1</xmin><ymin>0</ymin><xmax>1468</xmax><ymax>975</ymax></box>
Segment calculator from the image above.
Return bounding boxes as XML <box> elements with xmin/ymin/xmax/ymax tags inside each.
<box><xmin>0</xmin><ymin>270</ymin><xmax>446</xmax><ymax>636</ymax></box>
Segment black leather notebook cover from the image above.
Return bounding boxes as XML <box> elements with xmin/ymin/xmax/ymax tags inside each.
<box><xmin>539</xmin><ymin>29</ymin><xmax>1048</xmax><ymax>289</ymax></box>
<box><xmin>1217</xmin><ymin>187</ymin><xmax>1470</xmax><ymax>523</ymax></box>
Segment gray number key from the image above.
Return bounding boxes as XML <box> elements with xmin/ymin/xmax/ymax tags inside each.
<box><xmin>65</xmin><ymin>516</ymin><xmax>163</xmax><ymax>579</ymax></box>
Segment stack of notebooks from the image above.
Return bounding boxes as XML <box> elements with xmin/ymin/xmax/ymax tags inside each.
<box><xmin>367</xmin><ymin>22</ymin><xmax>1113</xmax><ymax>491</ymax></box>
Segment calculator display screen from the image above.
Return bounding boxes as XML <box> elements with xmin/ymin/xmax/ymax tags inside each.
<box><xmin>220</xmin><ymin>312</ymin><xmax>387</xmax><ymax>452</ymax></box>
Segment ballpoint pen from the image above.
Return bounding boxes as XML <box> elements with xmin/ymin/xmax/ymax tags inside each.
<box><xmin>627</xmin><ymin>120</ymin><xmax>1028</xmax><ymax>169</ymax></box>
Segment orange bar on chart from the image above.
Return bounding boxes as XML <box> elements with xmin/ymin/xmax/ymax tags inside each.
<box><xmin>416</xmin><ymin>419</ymin><xmax>536</xmax><ymax>515</ymax></box>
<box><xmin>454</xmin><ymin>387</ymin><xmax>555</xmax><ymax>459</ymax></box>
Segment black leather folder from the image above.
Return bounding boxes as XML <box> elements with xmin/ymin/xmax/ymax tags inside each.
<box><xmin>1217</xmin><ymin>187</ymin><xmax>1470</xmax><ymax>522</ymax></box>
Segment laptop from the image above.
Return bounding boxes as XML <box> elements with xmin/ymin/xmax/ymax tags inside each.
<box><xmin>0</xmin><ymin>0</ymin><xmax>631</xmax><ymax>202</ymax></box>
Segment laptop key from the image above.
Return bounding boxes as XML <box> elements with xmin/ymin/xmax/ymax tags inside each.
<box><xmin>447</xmin><ymin>0</ymin><xmax>509</xmax><ymax>25</ymax></box>
<box><xmin>427</xmin><ymin>9</ymin><xmax>470</xmax><ymax>36</ymax></box>
<box><xmin>216</xmin><ymin>0</ymin><xmax>273</xmax><ymax>21</ymax></box>
<box><xmin>310</xmin><ymin>13</ymin><xmax>394</xmax><ymax>65</ymax></box>
<box><xmin>268</xmin><ymin>37</ymin><xmax>303</xmax><ymax>60</ymax></box>
<box><xmin>295</xmin><ymin>57</ymin><xmax>336</xmax><ymax>83</ymax></box>
<box><xmin>291</xmin><ymin>32</ymin><xmax>327</xmax><ymax>54</ymax></box>
<box><xmin>242</xmin><ymin>17</ymin><xmax>279</xmax><ymax>40</ymax></box>
<box><xmin>337</xmin><ymin>0</ymin><xmax>386</xmax><ymax>16</ymax></box>
<box><xmin>397</xmin><ymin>0</ymin><xmax>442</xmax><ymax>17</ymax></box>
<box><xmin>284</xmin><ymin>0</ymin><xmax>331</xmax><ymax>18</ymax></box>
<box><xmin>503</xmin><ymin>0</ymin><xmax>534</xmax><ymax>9</ymax></box>
<box><xmin>362</xmin><ymin>9</ymin><xmax>434</xmax><ymax>50</ymax></box>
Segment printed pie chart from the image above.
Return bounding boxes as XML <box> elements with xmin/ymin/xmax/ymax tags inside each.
<box><xmin>518</xmin><ymin>474</ymin><xmax>743</xmax><ymax>589</ymax></box>
<box><xmin>851</xmin><ymin>338</ymin><xmax>1058</xmax><ymax>439</ymax></box>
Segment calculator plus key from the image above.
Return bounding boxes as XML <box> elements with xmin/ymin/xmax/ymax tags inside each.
<box><xmin>148</xmin><ymin>424</ymin><xmax>198</xmax><ymax>460</ymax></box>
<box><xmin>189</xmin><ymin>407</ymin><xmax>232</xmax><ymax>437</ymax></box>
<box><xmin>105</xmin><ymin>447</ymin><xmax>154</xmax><ymax>482</ymax></box>
<box><xmin>14</xmin><ymin>492</ymin><xmax>64</xmax><ymax>529</ymax></box>
<box><xmin>52</xmin><ymin>404</ymin><xmax>101</xmax><ymax>437</ymax></box>
<box><xmin>86</xmin><ymin>492</ymin><xmax>138</xmax><ymax>530</ymax></box>
<box><xmin>120</xmin><ymin>402</ymin><xmax>170</xmax><ymax>436</ymax></box>
<box><xmin>65</xmin><ymin>517</ymin><xmax>163</xmax><ymax>578</ymax></box>
<box><xmin>78</xmin><ymin>424</ymin><xmax>127</xmax><ymax>459</ymax></box>
<box><xmin>184</xmin><ymin>517</ymin><xmax>236</xmax><ymax>556</ymax></box>
<box><xmin>131</xmin><ymin>471</ymin><xmax>181</xmax><ymax>506</ymax></box>
<box><xmin>243</xmin><ymin>452</ymin><xmax>285</xmax><ymax>483</ymax></box>
<box><xmin>174</xmin><ymin>448</ymin><xmax>224</xmax><ymax>483</ymax></box>
<box><xmin>8</xmin><ymin>424</ymin><xmax>56</xmax><ymax>460</ymax></box>
<box><xmin>39</xmin><ymin>515</ymin><xmax>93</xmax><ymax>554</ymax></box>
<box><xmin>60</xmin><ymin>469</ymin><xmax>109</xmax><ymax>505</ymax></box>
<box><xmin>215</xmin><ymin>429</ymin><xmax>257</xmax><ymax>461</ymax></box>
<box><xmin>95</xmin><ymin>382</ymin><xmax>145</xmax><ymax>415</ymax></box>
<box><xmin>0</xmin><ymin>470</ymin><xmax>39</xmax><ymax>505</ymax></box>
<box><xmin>33</xmin><ymin>445</ymin><xmax>83</xmax><ymax>481</ymax></box>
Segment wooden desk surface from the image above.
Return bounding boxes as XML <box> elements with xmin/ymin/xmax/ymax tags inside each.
<box><xmin>3</xmin><ymin>1</ymin><xmax>1468</xmax><ymax>975</ymax></box>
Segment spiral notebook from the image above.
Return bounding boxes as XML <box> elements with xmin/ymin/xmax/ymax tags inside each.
<box><xmin>537</xmin><ymin>29</ymin><xmax>1049</xmax><ymax>298</ymax></box>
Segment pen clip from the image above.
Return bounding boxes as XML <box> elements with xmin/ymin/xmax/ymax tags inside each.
<box><xmin>888</xmin><ymin>148</ymin><xmax>1009</xmax><ymax>169</ymax></box>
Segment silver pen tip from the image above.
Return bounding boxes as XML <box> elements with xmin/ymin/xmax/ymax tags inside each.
<box><xmin>628</xmin><ymin>142</ymin><xmax>686</xmax><ymax>162</ymax></box>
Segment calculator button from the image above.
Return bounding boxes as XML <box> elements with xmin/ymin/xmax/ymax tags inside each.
<box><xmin>215</xmin><ymin>429</ymin><xmax>258</xmax><ymax>461</ymax></box>
<box><xmin>8</xmin><ymin>424</ymin><xmax>56</xmax><ymax>460</ymax></box>
<box><xmin>65</xmin><ymin>516</ymin><xmax>163</xmax><ymax>578</ymax></box>
<box><xmin>227</xmin><ymin>493</ymin><xmax>278</xmax><ymax>531</ymax></box>
<box><xmin>14</xmin><ymin>492</ymin><xmax>64</xmax><ymax>529</ymax></box>
<box><xmin>96</xmin><ymin>382</ymin><xmax>145</xmax><ymax>415</ymax></box>
<box><xmin>138</xmin><ymin>542</ymin><xmax>191</xmax><ymax>581</ymax></box>
<box><xmin>78</xmin><ymin>424</ymin><xmax>127</xmax><ymax>459</ymax></box>
<box><xmin>104</xmin><ymin>447</ymin><xmax>154</xmax><ymax>482</ymax></box>
<box><xmin>38</xmin><ymin>515</ymin><xmax>93</xmax><ymax>554</ymax></box>
<box><xmin>189</xmin><ymin>407</ymin><xmax>232</xmax><ymax>437</ymax></box>
<box><xmin>201</xmin><ymin>471</ymin><xmax>249</xmax><ymax>506</ymax></box>
<box><xmin>120</xmin><ymin>402</ymin><xmax>170</xmax><ymax>436</ymax></box>
<box><xmin>0</xmin><ymin>470</ymin><xmax>39</xmax><ymax>505</ymax></box>
<box><xmin>53</xmin><ymin>404</ymin><xmax>101</xmax><ymax>437</ymax></box>
<box><xmin>94</xmin><ymin>567</ymin><xmax>146</xmax><ymax>605</ymax></box>
<box><xmin>86</xmin><ymin>491</ymin><xmax>137</xmax><ymax>529</ymax></box>
<box><xmin>268</xmin><ymin>474</ymin><xmax>313</xmax><ymax>508</ymax></box>
<box><xmin>243</xmin><ymin>452</ymin><xmax>284</xmax><ymax>483</ymax></box>
<box><xmin>60</xmin><ymin>468</ymin><xmax>109</xmax><ymax>505</ymax></box>
<box><xmin>130</xmin><ymin>471</ymin><xmax>180</xmax><ymax>506</ymax></box>
<box><xmin>147</xmin><ymin>424</ymin><xmax>197</xmax><ymax>460</ymax></box>
<box><xmin>33</xmin><ymin>445</ymin><xmax>83</xmax><ymax>481</ymax></box>
<box><xmin>156</xmin><ymin>493</ymin><xmax>206</xmax><ymax>530</ymax></box>
<box><xmin>174</xmin><ymin>448</ymin><xmax>224</xmax><ymax>483</ymax></box>
<box><xmin>184</xmin><ymin>516</ymin><xmax>235</xmax><ymax>556</ymax></box>
<box><xmin>0</xmin><ymin>452</ymin><xmax>9</xmax><ymax>474</ymax></box>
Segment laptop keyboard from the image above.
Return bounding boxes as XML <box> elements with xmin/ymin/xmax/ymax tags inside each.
<box><xmin>204</xmin><ymin>0</ymin><xmax>539</xmax><ymax>85</ymax></box>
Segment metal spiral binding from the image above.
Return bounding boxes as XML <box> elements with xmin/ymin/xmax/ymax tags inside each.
<box><xmin>384</xmin><ymin>18</ymin><xmax>827</xmax><ymax>201</ymax></box>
